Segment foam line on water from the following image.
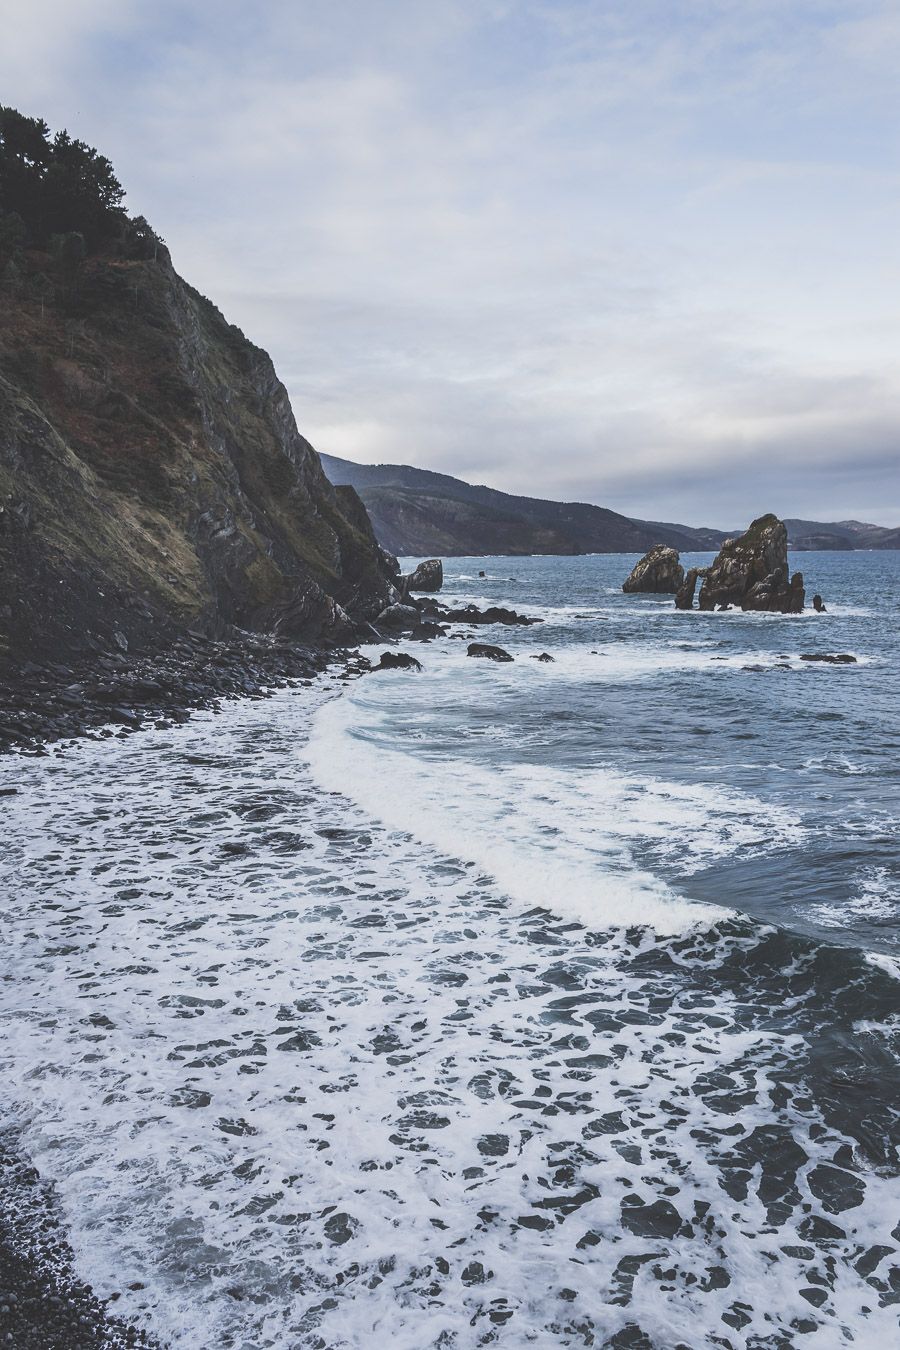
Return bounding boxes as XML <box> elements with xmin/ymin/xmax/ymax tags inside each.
<box><xmin>306</xmin><ymin>694</ymin><xmax>730</xmax><ymax>936</ymax></box>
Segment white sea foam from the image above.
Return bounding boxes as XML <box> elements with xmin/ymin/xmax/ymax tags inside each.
<box><xmin>306</xmin><ymin>682</ymin><xmax>809</xmax><ymax>934</ymax></box>
<box><xmin>0</xmin><ymin>687</ymin><xmax>897</xmax><ymax>1349</ymax></box>
<box><xmin>810</xmin><ymin>867</ymin><xmax>900</xmax><ymax>930</ymax></box>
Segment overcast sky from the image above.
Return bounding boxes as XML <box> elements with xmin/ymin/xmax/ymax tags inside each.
<box><xmin>3</xmin><ymin>0</ymin><xmax>899</xmax><ymax>525</ymax></box>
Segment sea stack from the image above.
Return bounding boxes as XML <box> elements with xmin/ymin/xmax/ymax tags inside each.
<box><xmin>695</xmin><ymin>514</ymin><xmax>805</xmax><ymax>614</ymax></box>
<box><xmin>404</xmin><ymin>559</ymin><xmax>444</xmax><ymax>592</ymax></box>
<box><xmin>622</xmin><ymin>545</ymin><xmax>685</xmax><ymax>594</ymax></box>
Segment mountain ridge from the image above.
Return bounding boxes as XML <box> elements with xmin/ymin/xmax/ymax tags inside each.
<box><xmin>320</xmin><ymin>453</ymin><xmax>900</xmax><ymax>556</ymax></box>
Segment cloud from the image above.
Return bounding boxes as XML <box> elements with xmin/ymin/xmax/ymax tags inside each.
<box><xmin>2</xmin><ymin>0</ymin><xmax>898</xmax><ymax>525</ymax></box>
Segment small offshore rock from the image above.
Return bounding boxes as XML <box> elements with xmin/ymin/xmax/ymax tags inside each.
<box><xmin>373</xmin><ymin>651</ymin><xmax>423</xmax><ymax>672</ymax></box>
<box><xmin>622</xmin><ymin>544</ymin><xmax>685</xmax><ymax>594</ymax></box>
<box><xmin>813</xmin><ymin>593</ymin><xmax>827</xmax><ymax>612</ymax></box>
<box><xmin>799</xmin><ymin>652</ymin><xmax>857</xmax><ymax>664</ymax></box>
<box><xmin>467</xmin><ymin>642</ymin><xmax>513</xmax><ymax>662</ymax></box>
<box><xmin>405</xmin><ymin>559</ymin><xmax>443</xmax><ymax>592</ymax></box>
<box><xmin>530</xmin><ymin>652</ymin><xmax>554</xmax><ymax>662</ymax></box>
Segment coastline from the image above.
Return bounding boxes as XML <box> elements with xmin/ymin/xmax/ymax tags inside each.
<box><xmin>0</xmin><ymin>646</ymin><xmax>361</xmax><ymax>1350</ymax></box>
<box><xmin>2</xmin><ymin>561</ymin><xmax>898</xmax><ymax>1346</ymax></box>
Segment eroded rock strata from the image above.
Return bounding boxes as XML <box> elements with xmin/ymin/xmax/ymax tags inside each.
<box><xmin>622</xmin><ymin>544</ymin><xmax>685</xmax><ymax>594</ymax></box>
<box><xmin>0</xmin><ymin>128</ymin><xmax>397</xmax><ymax>672</ymax></box>
<box><xmin>695</xmin><ymin>515</ymin><xmax>805</xmax><ymax>613</ymax></box>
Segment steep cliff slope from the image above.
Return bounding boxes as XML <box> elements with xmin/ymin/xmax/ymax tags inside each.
<box><xmin>0</xmin><ymin>110</ymin><xmax>396</xmax><ymax>668</ymax></box>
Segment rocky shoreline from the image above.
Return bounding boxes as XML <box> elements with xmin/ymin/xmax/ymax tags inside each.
<box><xmin>1</xmin><ymin>1131</ymin><xmax>163</xmax><ymax>1350</ymax></box>
<box><xmin>0</xmin><ymin>578</ymin><xmax>543</xmax><ymax>1346</ymax></box>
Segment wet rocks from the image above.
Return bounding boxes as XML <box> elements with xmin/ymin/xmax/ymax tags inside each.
<box><xmin>467</xmin><ymin>643</ymin><xmax>513</xmax><ymax>662</ymax></box>
<box><xmin>799</xmin><ymin>652</ymin><xmax>857</xmax><ymax>664</ymax></box>
<box><xmin>530</xmin><ymin>652</ymin><xmax>555</xmax><ymax>662</ymax></box>
<box><xmin>622</xmin><ymin>545</ymin><xmax>685</xmax><ymax>594</ymax></box>
<box><xmin>375</xmin><ymin>603</ymin><xmax>420</xmax><ymax>631</ymax></box>
<box><xmin>742</xmin><ymin>565</ymin><xmax>805</xmax><ymax>614</ymax></box>
<box><xmin>813</xmin><ymin>594</ymin><xmax>827</xmax><ymax>612</ymax></box>
<box><xmin>373</xmin><ymin>651</ymin><xmax>423</xmax><ymax>672</ymax></box>
<box><xmin>675</xmin><ymin>567</ymin><xmax>706</xmax><ymax>610</ymax></box>
<box><xmin>696</xmin><ymin>514</ymin><xmax>805</xmax><ymax>613</ymax></box>
<box><xmin>404</xmin><ymin>559</ymin><xmax>443</xmax><ymax>592</ymax></box>
<box><xmin>0</xmin><ymin>634</ymin><xmax>327</xmax><ymax>754</ymax></box>
<box><xmin>440</xmin><ymin>604</ymin><xmax>539</xmax><ymax>627</ymax></box>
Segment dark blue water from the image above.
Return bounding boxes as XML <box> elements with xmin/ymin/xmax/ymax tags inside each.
<box><xmin>385</xmin><ymin>551</ymin><xmax>900</xmax><ymax>954</ymax></box>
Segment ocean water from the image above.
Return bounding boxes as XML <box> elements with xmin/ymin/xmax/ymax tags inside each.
<box><xmin>0</xmin><ymin>551</ymin><xmax>898</xmax><ymax>1349</ymax></box>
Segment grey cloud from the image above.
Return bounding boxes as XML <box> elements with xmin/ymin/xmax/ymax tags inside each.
<box><xmin>1</xmin><ymin>0</ymin><xmax>898</xmax><ymax>526</ymax></box>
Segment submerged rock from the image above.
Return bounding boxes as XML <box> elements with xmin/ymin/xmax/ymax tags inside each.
<box><xmin>530</xmin><ymin>652</ymin><xmax>555</xmax><ymax>662</ymax></box>
<box><xmin>622</xmin><ymin>545</ymin><xmax>685</xmax><ymax>594</ymax></box>
<box><xmin>442</xmin><ymin>604</ymin><xmax>539</xmax><ymax>627</ymax></box>
<box><xmin>405</xmin><ymin>559</ymin><xmax>443</xmax><ymax>592</ymax></box>
<box><xmin>799</xmin><ymin>652</ymin><xmax>857</xmax><ymax>664</ymax></box>
<box><xmin>372</xmin><ymin>650</ymin><xmax>423</xmax><ymax>672</ymax></box>
<box><xmin>697</xmin><ymin>515</ymin><xmax>805</xmax><ymax>613</ymax></box>
<box><xmin>467</xmin><ymin>643</ymin><xmax>513</xmax><ymax>662</ymax></box>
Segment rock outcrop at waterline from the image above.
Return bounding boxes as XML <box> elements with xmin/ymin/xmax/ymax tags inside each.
<box><xmin>467</xmin><ymin>642</ymin><xmax>513</xmax><ymax>662</ymax></box>
<box><xmin>675</xmin><ymin>567</ymin><xmax>706</xmax><ymax>610</ymax></box>
<box><xmin>623</xmin><ymin>545</ymin><xmax>685</xmax><ymax>594</ymax></box>
<box><xmin>404</xmin><ymin>558</ymin><xmax>443</xmax><ymax>592</ymax></box>
<box><xmin>0</xmin><ymin>108</ymin><xmax>397</xmax><ymax>669</ymax></box>
<box><xmin>691</xmin><ymin>515</ymin><xmax>805</xmax><ymax>614</ymax></box>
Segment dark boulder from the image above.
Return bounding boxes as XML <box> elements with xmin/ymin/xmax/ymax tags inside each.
<box><xmin>799</xmin><ymin>652</ymin><xmax>857</xmax><ymax>664</ymax></box>
<box><xmin>622</xmin><ymin>545</ymin><xmax>684</xmax><ymax>594</ymax></box>
<box><xmin>444</xmin><ymin>604</ymin><xmax>539</xmax><ymax>626</ymax></box>
<box><xmin>375</xmin><ymin>603</ymin><xmax>421</xmax><ymax>631</ymax></box>
<box><xmin>373</xmin><ymin>651</ymin><xmax>423</xmax><ymax>672</ymax></box>
<box><xmin>530</xmin><ymin>652</ymin><xmax>554</xmax><ymax>662</ymax></box>
<box><xmin>697</xmin><ymin>515</ymin><xmax>804</xmax><ymax>613</ymax></box>
<box><xmin>405</xmin><ymin>558</ymin><xmax>443</xmax><ymax>592</ymax></box>
<box><xmin>409</xmin><ymin>621</ymin><xmax>445</xmax><ymax>641</ymax></box>
<box><xmin>813</xmin><ymin>594</ymin><xmax>827</xmax><ymax>612</ymax></box>
<box><xmin>467</xmin><ymin>643</ymin><xmax>513</xmax><ymax>662</ymax></box>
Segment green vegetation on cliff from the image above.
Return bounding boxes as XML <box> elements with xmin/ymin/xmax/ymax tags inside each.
<box><xmin>0</xmin><ymin>109</ymin><xmax>396</xmax><ymax>667</ymax></box>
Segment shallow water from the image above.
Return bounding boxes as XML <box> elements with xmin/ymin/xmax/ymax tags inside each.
<box><xmin>0</xmin><ymin>552</ymin><xmax>898</xmax><ymax>1348</ymax></box>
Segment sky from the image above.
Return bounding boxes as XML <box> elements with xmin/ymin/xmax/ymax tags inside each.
<box><xmin>2</xmin><ymin>0</ymin><xmax>899</xmax><ymax>526</ymax></box>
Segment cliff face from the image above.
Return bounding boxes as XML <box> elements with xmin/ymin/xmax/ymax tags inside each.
<box><xmin>0</xmin><ymin>245</ymin><xmax>397</xmax><ymax>667</ymax></box>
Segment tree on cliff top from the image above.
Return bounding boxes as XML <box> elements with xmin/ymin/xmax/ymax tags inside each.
<box><xmin>0</xmin><ymin>106</ymin><xmax>126</xmax><ymax>251</ymax></box>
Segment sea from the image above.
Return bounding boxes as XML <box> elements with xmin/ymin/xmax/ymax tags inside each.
<box><xmin>0</xmin><ymin>550</ymin><xmax>898</xmax><ymax>1349</ymax></box>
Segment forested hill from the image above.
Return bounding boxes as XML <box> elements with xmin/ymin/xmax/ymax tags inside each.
<box><xmin>0</xmin><ymin>107</ymin><xmax>396</xmax><ymax>668</ymax></box>
<box><xmin>318</xmin><ymin>454</ymin><xmax>730</xmax><ymax>556</ymax></box>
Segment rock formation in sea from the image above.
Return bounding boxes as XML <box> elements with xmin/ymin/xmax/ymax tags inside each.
<box><xmin>372</xmin><ymin>651</ymin><xmax>422</xmax><ymax>671</ymax></box>
<box><xmin>695</xmin><ymin>515</ymin><xmax>805</xmax><ymax>613</ymax></box>
<box><xmin>404</xmin><ymin>558</ymin><xmax>443</xmax><ymax>592</ymax></box>
<box><xmin>622</xmin><ymin>545</ymin><xmax>685</xmax><ymax>594</ymax></box>
<box><xmin>675</xmin><ymin>567</ymin><xmax>706</xmax><ymax>610</ymax></box>
<box><xmin>467</xmin><ymin>642</ymin><xmax>513</xmax><ymax>661</ymax></box>
<box><xmin>0</xmin><ymin>107</ymin><xmax>397</xmax><ymax>670</ymax></box>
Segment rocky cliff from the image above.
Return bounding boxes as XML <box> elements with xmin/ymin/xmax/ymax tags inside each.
<box><xmin>0</xmin><ymin>112</ymin><xmax>397</xmax><ymax>669</ymax></box>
